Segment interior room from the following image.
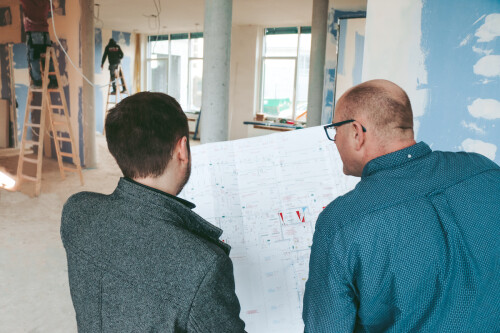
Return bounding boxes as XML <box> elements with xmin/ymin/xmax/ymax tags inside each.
<box><xmin>0</xmin><ymin>0</ymin><xmax>499</xmax><ymax>331</ymax></box>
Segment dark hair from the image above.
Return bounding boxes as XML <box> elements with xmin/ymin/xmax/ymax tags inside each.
<box><xmin>105</xmin><ymin>92</ymin><xmax>189</xmax><ymax>178</ymax></box>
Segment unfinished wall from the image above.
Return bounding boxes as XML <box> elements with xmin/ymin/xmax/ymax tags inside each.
<box><xmin>94</xmin><ymin>28</ymin><xmax>136</xmax><ymax>133</ymax></box>
<box><xmin>363</xmin><ymin>0</ymin><xmax>500</xmax><ymax>164</ymax></box>
<box><xmin>0</xmin><ymin>0</ymin><xmax>87</xmax><ymax>165</ymax></box>
<box><xmin>321</xmin><ymin>0</ymin><xmax>366</xmax><ymax>124</ymax></box>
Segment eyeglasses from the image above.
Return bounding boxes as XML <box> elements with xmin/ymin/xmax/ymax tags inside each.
<box><xmin>324</xmin><ymin>119</ymin><xmax>367</xmax><ymax>141</ymax></box>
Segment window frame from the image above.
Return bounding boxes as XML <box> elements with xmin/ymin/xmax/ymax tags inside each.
<box><xmin>259</xmin><ymin>26</ymin><xmax>311</xmax><ymax>122</ymax></box>
<box><xmin>146</xmin><ymin>33</ymin><xmax>204</xmax><ymax>113</ymax></box>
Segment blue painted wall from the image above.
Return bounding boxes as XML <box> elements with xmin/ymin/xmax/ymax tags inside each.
<box><xmin>420</xmin><ymin>0</ymin><xmax>500</xmax><ymax>163</ymax></box>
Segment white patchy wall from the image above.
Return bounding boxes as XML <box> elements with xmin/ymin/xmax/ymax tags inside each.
<box><xmin>362</xmin><ymin>0</ymin><xmax>427</xmax><ymax>136</ymax></box>
<box><xmin>335</xmin><ymin>17</ymin><xmax>365</xmax><ymax>103</ymax></box>
<box><xmin>361</xmin><ymin>0</ymin><xmax>500</xmax><ymax>164</ymax></box>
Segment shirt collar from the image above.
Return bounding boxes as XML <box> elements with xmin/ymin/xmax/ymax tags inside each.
<box><xmin>122</xmin><ymin>177</ymin><xmax>196</xmax><ymax>209</ymax></box>
<box><xmin>362</xmin><ymin>142</ymin><xmax>432</xmax><ymax>178</ymax></box>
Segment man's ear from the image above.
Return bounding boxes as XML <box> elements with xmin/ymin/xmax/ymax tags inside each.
<box><xmin>175</xmin><ymin>136</ymin><xmax>190</xmax><ymax>164</ymax></box>
<box><xmin>352</xmin><ymin>122</ymin><xmax>366</xmax><ymax>151</ymax></box>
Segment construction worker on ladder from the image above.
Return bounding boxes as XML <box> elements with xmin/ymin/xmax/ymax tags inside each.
<box><xmin>19</xmin><ymin>0</ymin><xmax>57</xmax><ymax>89</ymax></box>
<box><xmin>101</xmin><ymin>38</ymin><xmax>125</xmax><ymax>95</ymax></box>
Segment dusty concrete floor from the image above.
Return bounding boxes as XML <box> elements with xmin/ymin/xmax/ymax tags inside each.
<box><xmin>0</xmin><ymin>134</ymin><xmax>200</xmax><ymax>332</ymax></box>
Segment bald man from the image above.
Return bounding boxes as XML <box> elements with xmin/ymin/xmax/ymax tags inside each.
<box><xmin>303</xmin><ymin>80</ymin><xmax>500</xmax><ymax>332</ymax></box>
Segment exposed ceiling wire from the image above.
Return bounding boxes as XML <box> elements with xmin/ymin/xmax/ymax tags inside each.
<box><xmin>150</xmin><ymin>0</ymin><xmax>163</xmax><ymax>54</ymax></box>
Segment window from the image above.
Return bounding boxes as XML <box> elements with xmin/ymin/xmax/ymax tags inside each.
<box><xmin>147</xmin><ymin>33</ymin><xmax>203</xmax><ymax>112</ymax></box>
<box><xmin>260</xmin><ymin>27</ymin><xmax>311</xmax><ymax>122</ymax></box>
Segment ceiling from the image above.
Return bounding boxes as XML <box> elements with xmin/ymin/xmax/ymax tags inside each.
<box><xmin>95</xmin><ymin>0</ymin><xmax>317</xmax><ymax>35</ymax></box>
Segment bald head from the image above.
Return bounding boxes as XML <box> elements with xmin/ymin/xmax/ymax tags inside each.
<box><xmin>336</xmin><ymin>79</ymin><xmax>414</xmax><ymax>142</ymax></box>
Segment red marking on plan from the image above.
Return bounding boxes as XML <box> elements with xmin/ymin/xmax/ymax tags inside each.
<box><xmin>296</xmin><ymin>210</ymin><xmax>305</xmax><ymax>222</ymax></box>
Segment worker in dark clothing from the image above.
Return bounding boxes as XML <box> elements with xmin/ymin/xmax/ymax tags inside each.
<box><xmin>101</xmin><ymin>39</ymin><xmax>125</xmax><ymax>94</ymax></box>
<box><xmin>20</xmin><ymin>0</ymin><xmax>56</xmax><ymax>88</ymax></box>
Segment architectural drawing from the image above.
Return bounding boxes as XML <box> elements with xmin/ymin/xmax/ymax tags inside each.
<box><xmin>180</xmin><ymin>127</ymin><xmax>359</xmax><ymax>332</ymax></box>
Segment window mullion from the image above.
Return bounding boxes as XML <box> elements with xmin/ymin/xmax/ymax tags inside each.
<box><xmin>292</xmin><ymin>28</ymin><xmax>300</xmax><ymax>120</ymax></box>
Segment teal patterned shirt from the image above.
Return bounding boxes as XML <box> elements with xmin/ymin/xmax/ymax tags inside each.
<box><xmin>303</xmin><ymin>142</ymin><xmax>500</xmax><ymax>332</ymax></box>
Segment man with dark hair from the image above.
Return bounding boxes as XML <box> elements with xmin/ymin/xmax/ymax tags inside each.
<box><xmin>101</xmin><ymin>38</ymin><xmax>125</xmax><ymax>94</ymax></box>
<box><xmin>61</xmin><ymin>92</ymin><xmax>245</xmax><ymax>332</ymax></box>
<box><xmin>304</xmin><ymin>79</ymin><xmax>500</xmax><ymax>332</ymax></box>
<box><xmin>19</xmin><ymin>0</ymin><xmax>56</xmax><ymax>88</ymax></box>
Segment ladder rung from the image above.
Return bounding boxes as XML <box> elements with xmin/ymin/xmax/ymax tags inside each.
<box><xmin>52</xmin><ymin>121</ymin><xmax>67</xmax><ymax>126</ymax></box>
<box><xmin>60</xmin><ymin>152</ymin><xmax>74</xmax><ymax>158</ymax></box>
<box><xmin>48</xmin><ymin>72</ymin><xmax>56</xmax><ymax>75</ymax></box>
<box><xmin>50</xmin><ymin>104</ymin><xmax>63</xmax><ymax>109</ymax></box>
<box><xmin>30</xmin><ymin>88</ymin><xmax>43</xmax><ymax>92</ymax></box>
<box><xmin>63</xmin><ymin>167</ymin><xmax>79</xmax><ymax>172</ymax></box>
<box><xmin>21</xmin><ymin>174</ymin><xmax>37</xmax><ymax>182</ymax></box>
<box><xmin>24</xmin><ymin>123</ymin><xmax>41</xmax><ymax>128</ymax></box>
<box><xmin>47</xmin><ymin>88</ymin><xmax>60</xmax><ymax>92</ymax></box>
<box><xmin>29</xmin><ymin>106</ymin><xmax>42</xmax><ymax>110</ymax></box>
<box><xmin>23</xmin><ymin>157</ymin><xmax>38</xmax><ymax>164</ymax></box>
<box><xmin>23</xmin><ymin>140</ymin><xmax>40</xmax><ymax>146</ymax></box>
<box><xmin>56</xmin><ymin>136</ymin><xmax>72</xmax><ymax>142</ymax></box>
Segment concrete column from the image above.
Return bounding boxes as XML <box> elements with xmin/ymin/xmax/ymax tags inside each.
<box><xmin>80</xmin><ymin>0</ymin><xmax>96</xmax><ymax>167</ymax></box>
<box><xmin>200</xmin><ymin>0</ymin><xmax>233</xmax><ymax>143</ymax></box>
<box><xmin>306</xmin><ymin>0</ymin><xmax>328</xmax><ymax>127</ymax></box>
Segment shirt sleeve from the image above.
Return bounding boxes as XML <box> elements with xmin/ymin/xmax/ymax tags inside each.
<box><xmin>187</xmin><ymin>254</ymin><xmax>246</xmax><ymax>333</ymax></box>
<box><xmin>303</xmin><ymin>219</ymin><xmax>358</xmax><ymax>332</ymax></box>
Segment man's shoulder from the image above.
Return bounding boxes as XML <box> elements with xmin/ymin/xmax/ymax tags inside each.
<box><xmin>63</xmin><ymin>191</ymin><xmax>108</xmax><ymax>215</ymax></box>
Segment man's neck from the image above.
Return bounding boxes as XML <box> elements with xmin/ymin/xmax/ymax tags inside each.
<box><xmin>132</xmin><ymin>175</ymin><xmax>179</xmax><ymax>196</ymax></box>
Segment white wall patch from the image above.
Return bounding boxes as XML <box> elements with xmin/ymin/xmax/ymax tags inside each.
<box><xmin>473</xmin><ymin>55</ymin><xmax>500</xmax><ymax>77</ymax></box>
<box><xmin>461</xmin><ymin>121</ymin><xmax>486</xmax><ymax>135</ymax></box>
<box><xmin>467</xmin><ymin>98</ymin><xmax>500</xmax><ymax>119</ymax></box>
<box><xmin>475</xmin><ymin>13</ymin><xmax>500</xmax><ymax>42</ymax></box>
<box><xmin>461</xmin><ymin>138</ymin><xmax>497</xmax><ymax>160</ymax></box>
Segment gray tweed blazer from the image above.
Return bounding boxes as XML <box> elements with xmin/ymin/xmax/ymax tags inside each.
<box><xmin>61</xmin><ymin>178</ymin><xmax>245</xmax><ymax>332</ymax></box>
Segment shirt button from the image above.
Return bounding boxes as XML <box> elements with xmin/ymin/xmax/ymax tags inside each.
<box><xmin>408</xmin><ymin>154</ymin><xmax>412</xmax><ymax>158</ymax></box>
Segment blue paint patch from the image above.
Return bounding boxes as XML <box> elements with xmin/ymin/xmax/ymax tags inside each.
<box><xmin>15</xmin><ymin>84</ymin><xmax>28</xmax><ymax>142</ymax></box>
<box><xmin>95</xmin><ymin>86</ymin><xmax>104</xmax><ymax>133</ymax></box>
<box><xmin>353</xmin><ymin>32</ymin><xmax>365</xmax><ymax>86</ymax></box>
<box><xmin>95</xmin><ymin>28</ymin><xmax>102</xmax><ymax>74</ymax></box>
<box><xmin>12</xmin><ymin>43</ymin><xmax>27</xmax><ymax>69</ymax></box>
<box><xmin>325</xmin><ymin>90</ymin><xmax>333</xmax><ymax>107</ymax></box>
<box><xmin>329</xmin><ymin>10</ymin><xmax>366</xmax><ymax>38</ymax></box>
<box><xmin>420</xmin><ymin>0</ymin><xmax>500</xmax><ymax>164</ymax></box>
<box><xmin>78</xmin><ymin>86</ymin><xmax>84</xmax><ymax>166</ymax></box>
<box><xmin>328</xmin><ymin>68</ymin><xmax>336</xmax><ymax>83</ymax></box>
<box><xmin>112</xmin><ymin>31</ymin><xmax>131</xmax><ymax>46</ymax></box>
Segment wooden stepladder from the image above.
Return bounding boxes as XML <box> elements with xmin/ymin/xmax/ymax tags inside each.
<box><xmin>16</xmin><ymin>47</ymin><xmax>84</xmax><ymax>196</ymax></box>
<box><xmin>105</xmin><ymin>65</ymin><xmax>129</xmax><ymax>118</ymax></box>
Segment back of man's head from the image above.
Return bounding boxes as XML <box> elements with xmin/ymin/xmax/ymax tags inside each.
<box><xmin>105</xmin><ymin>92</ymin><xmax>189</xmax><ymax>179</ymax></box>
<box><xmin>339</xmin><ymin>79</ymin><xmax>414</xmax><ymax>143</ymax></box>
